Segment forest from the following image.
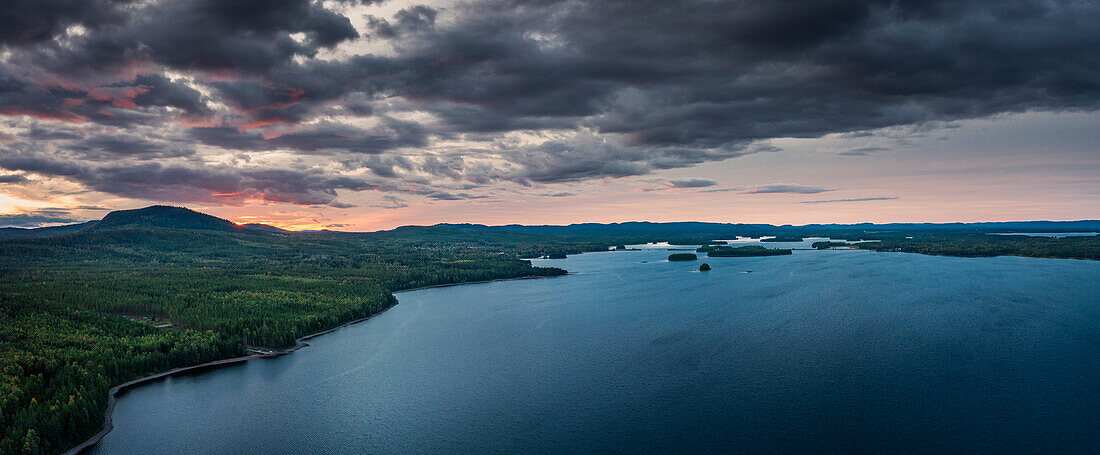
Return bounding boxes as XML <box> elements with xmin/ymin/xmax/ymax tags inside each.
<box><xmin>851</xmin><ymin>233</ymin><xmax>1100</xmax><ymax>259</ymax></box>
<box><xmin>668</xmin><ymin>253</ymin><xmax>698</xmax><ymax>261</ymax></box>
<box><xmin>700</xmin><ymin>245</ymin><xmax>793</xmax><ymax>257</ymax></box>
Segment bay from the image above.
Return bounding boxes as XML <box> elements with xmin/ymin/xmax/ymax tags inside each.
<box><xmin>89</xmin><ymin>245</ymin><xmax>1100</xmax><ymax>454</ymax></box>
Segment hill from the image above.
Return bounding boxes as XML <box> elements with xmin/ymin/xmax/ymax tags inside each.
<box><xmin>88</xmin><ymin>205</ymin><xmax>243</xmax><ymax>232</ymax></box>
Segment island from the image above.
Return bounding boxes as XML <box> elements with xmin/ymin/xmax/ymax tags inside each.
<box><xmin>812</xmin><ymin>241</ymin><xmax>854</xmax><ymax>249</ymax></box>
<box><xmin>705</xmin><ymin>245</ymin><xmax>793</xmax><ymax>257</ymax></box>
<box><xmin>668</xmin><ymin>253</ymin><xmax>699</xmax><ymax>261</ymax></box>
<box><xmin>761</xmin><ymin>236</ymin><xmax>804</xmax><ymax>242</ymax></box>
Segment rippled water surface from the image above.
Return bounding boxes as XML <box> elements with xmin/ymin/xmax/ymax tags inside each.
<box><xmin>91</xmin><ymin>246</ymin><xmax>1100</xmax><ymax>454</ymax></box>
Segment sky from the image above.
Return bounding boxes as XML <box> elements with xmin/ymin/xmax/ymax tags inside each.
<box><xmin>0</xmin><ymin>0</ymin><xmax>1098</xmax><ymax>230</ymax></box>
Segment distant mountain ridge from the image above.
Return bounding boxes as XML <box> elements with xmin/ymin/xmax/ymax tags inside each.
<box><xmin>1</xmin><ymin>205</ymin><xmax>1098</xmax><ymax>242</ymax></box>
<box><xmin>240</xmin><ymin>223</ymin><xmax>290</xmax><ymax>234</ymax></box>
<box><xmin>433</xmin><ymin>220</ymin><xmax>1100</xmax><ymax>237</ymax></box>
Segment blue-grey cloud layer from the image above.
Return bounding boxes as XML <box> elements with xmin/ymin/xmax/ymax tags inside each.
<box><xmin>1</xmin><ymin>0</ymin><xmax>1098</xmax><ymax>205</ymax></box>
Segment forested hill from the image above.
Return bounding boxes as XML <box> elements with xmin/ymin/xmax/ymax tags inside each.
<box><xmin>88</xmin><ymin>205</ymin><xmax>244</xmax><ymax>232</ymax></box>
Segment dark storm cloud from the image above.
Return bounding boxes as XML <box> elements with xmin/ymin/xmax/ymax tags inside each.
<box><xmin>367</xmin><ymin>5</ymin><xmax>439</xmax><ymax>39</ymax></box>
<box><xmin>8</xmin><ymin>124</ymin><xmax>194</xmax><ymax>161</ymax></box>
<box><xmin>11</xmin><ymin>0</ymin><xmax>358</xmax><ymax>77</ymax></box>
<box><xmin>743</xmin><ymin>185</ymin><xmax>833</xmax><ymax>195</ymax></box>
<box><xmin>128</xmin><ymin>74</ymin><xmax>212</xmax><ymax>118</ymax></box>
<box><xmin>0</xmin><ymin>0</ymin><xmax>132</xmax><ymax>47</ymax></box>
<box><xmin>341</xmin><ymin>0</ymin><xmax>1100</xmax><ymax>149</ymax></box>
<box><xmin>1</xmin><ymin>0</ymin><xmax>1099</xmax><ymax>205</ymax></box>
<box><xmin>75</xmin><ymin>134</ymin><xmax>194</xmax><ymax>160</ymax></box>
<box><xmin>322</xmin><ymin>0</ymin><xmax>1100</xmax><ymax>184</ymax></box>
<box><xmin>188</xmin><ymin>120</ymin><xmax>427</xmax><ymax>155</ymax></box>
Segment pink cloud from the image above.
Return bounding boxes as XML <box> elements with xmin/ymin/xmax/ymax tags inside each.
<box><xmin>87</xmin><ymin>85</ymin><xmax>152</xmax><ymax>108</ymax></box>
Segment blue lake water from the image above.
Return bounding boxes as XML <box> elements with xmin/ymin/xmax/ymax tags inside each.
<box><xmin>89</xmin><ymin>247</ymin><xmax>1100</xmax><ymax>454</ymax></box>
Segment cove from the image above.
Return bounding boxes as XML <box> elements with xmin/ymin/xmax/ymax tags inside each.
<box><xmin>88</xmin><ymin>246</ymin><xmax>1100</xmax><ymax>454</ymax></box>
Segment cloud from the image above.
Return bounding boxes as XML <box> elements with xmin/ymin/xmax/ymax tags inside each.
<box><xmin>1</xmin><ymin>0</ymin><xmax>1100</xmax><ymax>206</ymax></box>
<box><xmin>0</xmin><ymin>0</ymin><xmax>129</xmax><ymax>47</ymax></box>
<box><xmin>371</xmin><ymin>195</ymin><xmax>409</xmax><ymax>209</ymax></box>
<box><xmin>188</xmin><ymin>120</ymin><xmax>428</xmax><ymax>155</ymax></box>
<box><xmin>0</xmin><ymin>209</ymin><xmax>85</xmax><ymax>227</ymax></box>
<box><xmin>801</xmin><ymin>196</ymin><xmax>899</xmax><ymax>204</ymax></box>
<box><xmin>425</xmin><ymin>191</ymin><xmax>492</xmax><ymax>201</ymax></box>
<box><xmin>743</xmin><ymin>184</ymin><xmax>833</xmax><ymax>194</ymax></box>
<box><xmin>667</xmin><ymin>178</ymin><xmax>717</xmax><ymax>188</ymax></box>
<box><xmin>643</xmin><ymin>178</ymin><xmax>719</xmax><ymax>192</ymax></box>
<box><xmin>0</xmin><ymin>151</ymin><xmax>377</xmax><ymax>205</ymax></box>
<box><xmin>839</xmin><ymin>147</ymin><xmax>889</xmax><ymax>156</ymax></box>
<box><xmin>367</xmin><ymin>5</ymin><xmax>438</xmax><ymax>39</ymax></box>
<box><xmin>75</xmin><ymin>133</ymin><xmax>194</xmax><ymax>160</ymax></box>
<box><xmin>0</xmin><ymin>174</ymin><xmax>27</xmax><ymax>184</ymax></box>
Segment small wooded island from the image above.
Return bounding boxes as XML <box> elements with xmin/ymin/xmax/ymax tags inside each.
<box><xmin>761</xmin><ymin>236</ymin><xmax>804</xmax><ymax>242</ymax></box>
<box><xmin>812</xmin><ymin>241</ymin><xmax>855</xmax><ymax>249</ymax></box>
<box><xmin>668</xmin><ymin>253</ymin><xmax>698</xmax><ymax>261</ymax></box>
<box><xmin>699</xmin><ymin>245</ymin><xmax>793</xmax><ymax>257</ymax></box>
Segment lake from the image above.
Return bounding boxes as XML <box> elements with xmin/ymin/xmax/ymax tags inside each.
<box><xmin>89</xmin><ymin>245</ymin><xmax>1100</xmax><ymax>454</ymax></box>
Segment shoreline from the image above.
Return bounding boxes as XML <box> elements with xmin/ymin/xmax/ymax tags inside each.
<box><xmin>63</xmin><ymin>272</ymin><xmax>567</xmax><ymax>455</ymax></box>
